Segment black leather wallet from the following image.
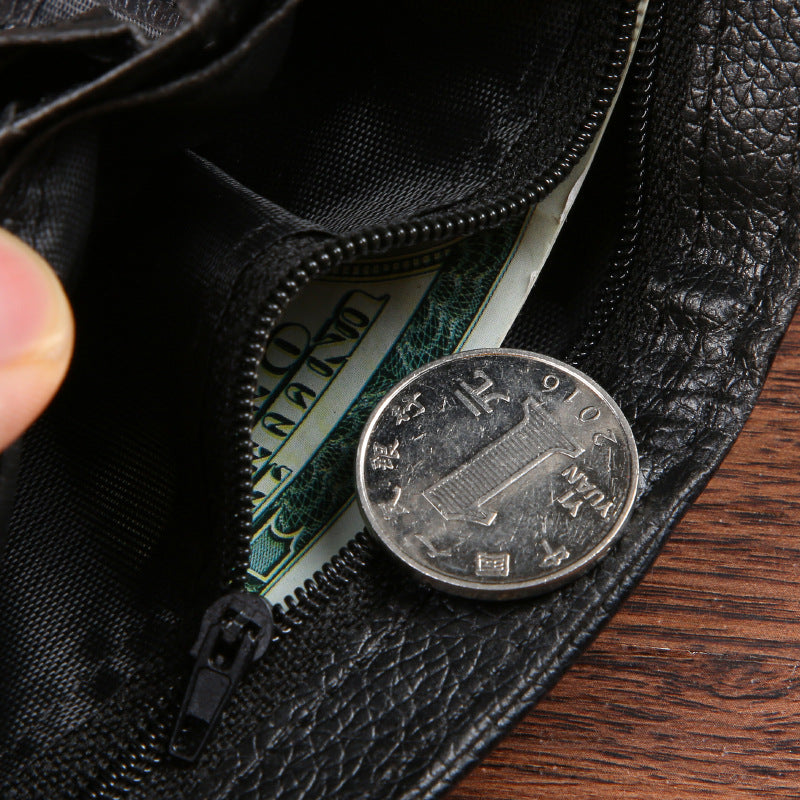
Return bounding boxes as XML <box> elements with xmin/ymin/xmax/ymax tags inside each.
<box><xmin>1</xmin><ymin>1</ymin><xmax>798</xmax><ymax>797</ymax></box>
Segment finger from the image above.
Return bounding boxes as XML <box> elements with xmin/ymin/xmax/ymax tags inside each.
<box><xmin>0</xmin><ymin>229</ymin><xmax>74</xmax><ymax>451</ymax></box>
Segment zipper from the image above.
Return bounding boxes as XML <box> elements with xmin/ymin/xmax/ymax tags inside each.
<box><xmin>570</xmin><ymin>0</ymin><xmax>663</xmax><ymax>365</ymax></box>
<box><xmin>169</xmin><ymin>592</ymin><xmax>274</xmax><ymax>761</ymax></box>
<box><xmin>86</xmin><ymin>2</ymin><xmax>652</xmax><ymax>794</ymax></box>
<box><xmin>223</xmin><ymin>0</ymin><xmax>639</xmax><ymax>592</ymax></box>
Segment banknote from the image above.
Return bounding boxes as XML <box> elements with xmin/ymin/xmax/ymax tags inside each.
<box><xmin>250</xmin><ymin>0</ymin><xmax>647</xmax><ymax>604</ymax></box>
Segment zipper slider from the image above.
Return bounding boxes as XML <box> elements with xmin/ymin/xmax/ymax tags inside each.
<box><xmin>169</xmin><ymin>590</ymin><xmax>273</xmax><ymax>762</ymax></box>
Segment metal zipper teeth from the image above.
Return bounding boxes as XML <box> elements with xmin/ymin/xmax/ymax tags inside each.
<box><xmin>225</xmin><ymin>1</ymin><xmax>639</xmax><ymax>594</ymax></box>
<box><xmin>272</xmin><ymin>530</ymin><xmax>378</xmax><ymax>633</ymax></box>
<box><xmin>569</xmin><ymin>0</ymin><xmax>663</xmax><ymax>364</ymax></box>
<box><xmin>85</xmin><ymin>4</ymin><xmax>638</xmax><ymax>796</ymax></box>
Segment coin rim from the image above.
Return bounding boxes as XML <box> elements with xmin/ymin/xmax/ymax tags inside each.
<box><xmin>355</xmin><ymin>348</ymin><xmax>639</xmax><ymax>600</ymax></box>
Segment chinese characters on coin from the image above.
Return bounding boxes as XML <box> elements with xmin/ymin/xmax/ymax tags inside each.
<box><xmin>355</xmin><ymin>349</ymin><xmax>639</xmax><ymax>599</ymax></box>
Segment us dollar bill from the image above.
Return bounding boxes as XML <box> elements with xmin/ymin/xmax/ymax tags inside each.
<box><xmin>250</xmin><ymin>0</ymin><xmax>647</xmax><ymax>604</ymax></box>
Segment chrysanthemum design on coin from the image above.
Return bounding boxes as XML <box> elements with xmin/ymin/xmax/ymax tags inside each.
<box><xmin>355</xmin><ymin>350</ymin><xmax>639</xmax><ymax>599</ymax></box>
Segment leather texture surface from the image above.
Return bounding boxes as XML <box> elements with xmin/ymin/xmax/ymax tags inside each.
<box><xmin>1</xmin><ymin>1</ymin><xmax>799</xmax><ymax>799</ymax></box>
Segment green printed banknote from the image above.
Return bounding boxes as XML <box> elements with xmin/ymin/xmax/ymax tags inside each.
<box><xmin>248</xmin><ymin>0</ymin><xmax>645</xmax><ymax>604</ymax></box>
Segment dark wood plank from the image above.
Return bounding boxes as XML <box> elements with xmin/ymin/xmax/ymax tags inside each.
<box><xmin>448</xmin><ymin>312</ymin><xmax>800</xmax><ymax>799</ymax></box>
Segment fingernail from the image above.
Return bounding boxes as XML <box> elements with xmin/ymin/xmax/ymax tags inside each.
<box><xmin>0</xmin><ymin>230</ymin><xmax>73</xmax><ymax>367</ymax></box>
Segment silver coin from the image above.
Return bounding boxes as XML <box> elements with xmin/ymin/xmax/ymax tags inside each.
<box><xmin>355</xmin><ymin>349</ymin><xmax>639</xmax><ymax>600</ymax></box>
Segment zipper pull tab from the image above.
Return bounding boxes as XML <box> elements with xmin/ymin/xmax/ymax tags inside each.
<box><xmin>169</xmin><ymin>590</ymin><xmax>273</xmax><ymax>762</ymax></box>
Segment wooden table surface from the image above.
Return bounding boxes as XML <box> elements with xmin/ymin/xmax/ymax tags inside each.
<box><xmin>448</xmin><ymin>311</ymin><xmax>800</xmax><ymax>799</ymax></box>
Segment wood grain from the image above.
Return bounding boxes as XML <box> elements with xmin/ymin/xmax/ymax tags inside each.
<box><xmin>448</xmin><ymin>312</ymin><xmax>800</xmax><ymax>799</ymax></box>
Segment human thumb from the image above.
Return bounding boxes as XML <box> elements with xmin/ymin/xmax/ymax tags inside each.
<box><xmin>0</xmin><ymin>229</ymin><xmax>74</xmax><ymax>451</ymax></box>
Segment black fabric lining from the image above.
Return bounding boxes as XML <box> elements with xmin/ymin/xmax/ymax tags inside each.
<box><xmin>0</xmin><ymin>0</ymin><xmax>182</xmax><ymax>35</ymax></box>
<box><xmin>194</xmin><ymin>0</ymin><xmax>617</xmax><ymax>232</ymax></box>
<box><xmin>0</xmin><ymin>0</ymin><xmax>622</xmax><ymax>784</ymax></box>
